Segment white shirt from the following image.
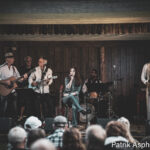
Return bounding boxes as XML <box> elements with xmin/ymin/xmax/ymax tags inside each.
<box><xmin>28</xmin><ymin>66</ymin><xmax>53</xmax><ymax>94</ymax></box>
<box><xmin>0</xmin><ymin>64</ymin><xmax>20</xmax><ymax>80</ymax></box>
<box><xmin>141</xmin><ymin>63</ymin><xmax>150</xmax><ymax>85</ymax></box>
<box><xmin>0</xmin><ymin>63</ymin><xmax>20</xmax><ymax>93</ymax></box>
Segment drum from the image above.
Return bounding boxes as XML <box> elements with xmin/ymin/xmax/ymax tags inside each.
<box><xmin>89</xmin><ymin>92</ymin><xmax>98</xmax><ymax>99</ymax></box>
<box><xmin>79</xmin><ymin>104</ymin><xmax>95</xmax><ymax>123</ymax></box>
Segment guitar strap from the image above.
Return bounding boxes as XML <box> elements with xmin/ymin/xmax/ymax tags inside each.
<box><xmin>12</xmin><ymin>66</ymin><xmax>17</xmax><ymax>76</ymax></box>
<box><xmin>41</xmin><ymin>66</ymin><xmax>48</xmax><ymax>80</ymax></box>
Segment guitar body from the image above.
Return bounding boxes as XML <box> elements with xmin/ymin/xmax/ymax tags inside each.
<box><xmin>0</xmin><ymin>77</ymin><xmax>18</xmax><ymax>96</ymax></box>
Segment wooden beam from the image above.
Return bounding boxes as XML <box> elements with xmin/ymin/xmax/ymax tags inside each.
<box><xmin>0</xmin><ymin>33</ymin><xmax>150</xmax><ymax>41</ymax></box>
<box><xmin>0</xmin><ymin>13</ymin><xmax>150</xmax><ymax>24</ymax></box>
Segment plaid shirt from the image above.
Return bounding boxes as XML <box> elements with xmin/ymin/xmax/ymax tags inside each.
<box><xmin>47</xmin><ymin>128</ymin><xmax>64</xmax><ymax>148</ymax></box>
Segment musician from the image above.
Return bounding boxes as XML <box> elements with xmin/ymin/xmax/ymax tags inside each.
<box><xmin>141</xmin><ymin>62</ymin><xmax>150</xmax><ymax>120</ymax></box>
<box><xmin>63</xmin><ymin>67</ymin><xmax>88</xmax><ymax>127</ymax></box>
<box><xmin>19</xmin><ymin>56</ymin><xmax>34</xmax><ymax>88</ymax></box>
<box><xmin>28</xmin><ymin>57</ymin><xmax>53</xmax><ymax>118</ymax></box>
<box><xmin>82</xmin><ymin>69</ymin><xmax>101</xmax><ymax>116</ymax></box>
<box><xmin>18</xmin><ymin>56</ymin><xmax>34</xmax><ymax>121</ymax></box>
<box><xmin>82</xmin><ymin>69</ymin><xmax>101</xmax><ymax>94</ymax></box>
<box><xmin>0</xmin><ymin>52</ymin><xmax>27</xmax><ymax>118</ymax></box>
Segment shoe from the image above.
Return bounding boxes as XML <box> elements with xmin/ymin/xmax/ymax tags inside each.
<box><xmin>80</xmin><ymin>109</ymin><xmax>86</xmax><ymax>115</ymax></box>
<box><xmin>86</xmin><ymin>109</ymin><xmax>91</xmax><ymax>114</ymax></box>
<box><xmin>17</xmin><ymin>116</ymin><xmax>23</xmax><ymax>122</ymax></box>
<box><xmin>80</xmin><ymin>109</ymin><xmax>91</xmax><ymax>115</ymax></box>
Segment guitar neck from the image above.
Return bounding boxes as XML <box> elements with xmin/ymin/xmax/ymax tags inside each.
<box><xmin>13</xmin><ymin>68</ymin><xmax>36</xmax><ymax>84</ymax></box>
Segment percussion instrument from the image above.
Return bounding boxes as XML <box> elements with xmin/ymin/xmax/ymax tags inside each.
<box><xmin>79</xmin><ymin>103</ymin><xmax>95</xmax><ymax>123</ymax></box>
<box><xmin>89</xmin><ymin>92</ymin><xmax>98</xmax><ymax>99</ymax></box>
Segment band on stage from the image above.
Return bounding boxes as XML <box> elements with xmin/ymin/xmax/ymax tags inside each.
<box><xmin>1</xmin><ymin>51</ymin><xmax>148</xmax><ymax>126</ymax></box>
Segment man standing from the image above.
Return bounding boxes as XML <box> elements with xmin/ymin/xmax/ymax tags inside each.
<box><xmin>28</xmin><ymin>57</ymin><xmax>53</xmax><ymax>118</ymax></box>
<box><xmin>141</xmin><ymin>62</ymin><xmax>150</xmax><ymax>120</ymax></box>
<box><xmin>18</xmin><ymin>56</ymin><xmax>34</xmax><ymax>121</ymax></box>
<box><xmin>0</xmin><ymin>52</ymin><xmax>27</xmax><ymax>118</ymax></box>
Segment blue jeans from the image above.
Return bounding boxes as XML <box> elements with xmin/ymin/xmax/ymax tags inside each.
<box><xmin>63</xmin><ymin>94</ymin><xmax>83</xmax><ymax>126</ymax></box>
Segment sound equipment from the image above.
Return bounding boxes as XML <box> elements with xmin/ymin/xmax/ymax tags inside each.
<box><xmin>145</xmin><ymin>120</ymin><xmax>150</xmax><ymax>135</ymax></box>
<box><xmin>97</xmin><ymin>118</ymin><xmax>116</xmax><ymax>128</ymax></box>
<box><xmin>0</xmin><ymin>117</ymin><xmax>14</xmax><ymax>133</ymax></box>
<box><xmin>44</xmin><ymin>118</ymin><xmax>54</xmax><ymax>134</ymax></box>
<box><xmin>0</xmin><ymin>68</ymin><xmax>35</xmax><ymax>96</ymax></box>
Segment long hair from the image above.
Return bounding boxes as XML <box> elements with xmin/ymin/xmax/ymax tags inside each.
<box><xmin>69</xmin><ymin>67</ymin><xmax>82</xmax><ymax>86</ymax></box>
<box><xmin>62</xmin><ymin>127</ymin><xmax>85</xmax><ymax>150</ymax></box>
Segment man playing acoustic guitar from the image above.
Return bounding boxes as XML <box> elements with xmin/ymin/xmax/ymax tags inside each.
<box><xmin>0</xmin><ymin>52</ymin><xmax>27</xmax><ymax>118</ymax></box>
<box><xmin>28</xmin><ymin>57</ymin><xmax>56</xmax><ymax>119</ymax></box>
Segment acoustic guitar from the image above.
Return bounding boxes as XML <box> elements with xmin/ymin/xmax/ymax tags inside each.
<box><xmin>28</xmin><ymin>75</ymin><xmax>58</xmax><ymax>90</ymax></box>
<box><xmin>0</xmin><ymin>68</ymin><xmax>35</xmax><ymax>96</ymax></box>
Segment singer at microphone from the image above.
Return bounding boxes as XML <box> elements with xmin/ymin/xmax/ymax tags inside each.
<box><xmin>63</xmin><ymin>67</ymin><xmax>89</xmax><ymax>127</ymax></box>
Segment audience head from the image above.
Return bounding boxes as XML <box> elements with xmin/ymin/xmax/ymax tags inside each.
<box><xmin>53</xmin><ymin>115</ymin><xmax>68</xmax><ymax>129</ymax></box>
<box><xmin>24</xmin><ymin>116</ymin><xmax>42</xmax><ymax>132</ymax></box>
<box><xmin>31</xmin><ymin>139</ymin><xmax>56</xmax><ymax>150</ymax></box>
<box><xmin>8</xmin><ymin>126</ymin><xmax>27</xmax><ymax>149</ymax></box>
<box><xmin>105</xmin><ymin>121</ymin><xmax>131</xmax><ymax>142</ymax></box>
<box><xmin>117</xmin><ymin>117</ymin><xmax>137</xmax><ymax>144</ymax></box>
<box><xmin>27</xmin><ymin>128</ymin><xmax>46</xmax><ymax>148</ymax></box>
<box><xmin>62</xmin><ymin>127</ymin><xmax>85</xmax><ymax>150</ymax></box>
<box><xmin>85</xmin><ymin>125</ymin><xmax>106</xmax><ymax>150</ymax></box>
<box><xmin>117</xmin><ymin>117</ymin><xmax>130</xmax><ymax>130</ymax></box>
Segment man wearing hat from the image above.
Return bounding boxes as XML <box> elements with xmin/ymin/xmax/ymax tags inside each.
<box><xmin>47</xmin><ymin>115</ymin><xmax>68</xmax><ymax>149</ymax></box>
<box><xmin>0</xmin><ymin>52</ymin><xmax>27</xmax><ymax>118</ymax></box>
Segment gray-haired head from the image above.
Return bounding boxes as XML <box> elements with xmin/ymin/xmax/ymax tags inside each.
<box><xmin>31</xmin><ymin>139</ymin><xmax>56</xmax><ymax>150</ymax></box>
<box><xmin>85</xmin><ymin>125</ymin><xmax>106</xmax><ymax>148</ymax></box>
<box><xmin>54</xmin><ymin>115</ymin><xmax>67</xmax><ymax>128</ymax></box>
<box><xmin>8</xmin><ymin>126</ymin><xmax>27</xmax><ymax>148</ymax></box>
<box><xmin>117</xmin><ymin>117</ymin><xmax>130</xmax><ymax>130</ymax></box>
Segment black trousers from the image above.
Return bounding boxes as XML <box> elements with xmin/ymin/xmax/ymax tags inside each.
<box><xmin>0</xmin><ymin>92</ymin><xmax>17</xmax><ymax>118</ymax></box>
<box><xmin>36</xmin><ymin>93</ymin><xmax>54</xmax><ymax>118</ymax></box>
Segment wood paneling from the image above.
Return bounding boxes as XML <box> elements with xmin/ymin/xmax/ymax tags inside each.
<box><xmin>0</xmin><ymin>24</ymin><xmax>150</xmax><ymax>35</ymax></box>
<box><xmin>0</xmin><ymin>41</ymin><xmax>150</xmax><ymax>116</ymax></box>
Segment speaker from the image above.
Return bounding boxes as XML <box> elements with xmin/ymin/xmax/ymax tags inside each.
<box><xmin>44</xmin><ymin>118</ymin><xmax>54</xmax><ymax>134</ymax></box>
<box><xmin>96</xmin><ymin>118</ymin><xmax>116</xmax><ymax>128</ymax></box>
<box><xmin>145</xmin><ymin>120</ymin><xmax>150</xmax><ymax>136</ymax></box>
<box><xmin>0</xmin><ymin>117</ymin><xmax>14</xmax><ymax>133</ymax></box>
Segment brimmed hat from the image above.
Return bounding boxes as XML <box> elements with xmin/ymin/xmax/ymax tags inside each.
<box><xmin>5</xmin><ymin>52</ymin><xmax>14</xmax><ymax>58</ymax></box>
<box><xmin>24</xmin><ymin>116</ymin><xmax>42</xmax><ymax>130</ymax></box>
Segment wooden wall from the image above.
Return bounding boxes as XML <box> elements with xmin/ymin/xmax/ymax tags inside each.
<box><xmin>0</xmin><ymin>41</ymin><xmax>150</xmax><ymax>117</ymax></box>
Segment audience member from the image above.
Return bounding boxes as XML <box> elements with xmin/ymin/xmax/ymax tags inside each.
<box><xmin>62</xmin><ymin>127</ymin><xmax>85</xmax><ymax>150</ymax></box>
<box><xmin>26</xmin><ymin>128</ymin><xmax>46</xmax><ymax>148</ymax></box>
<box><xmin>117</xmin><ymin>117</ymin><xmax>138</xmax><ymax>144</ymax></box>
<box><xmin>85</xmin><ymin>125</ymin><xmax>106</xmax><ymax>150</ymax></box>
<box><xmin>24</xmin><ymin>116</ymin><xmax>42</xmax><ymax>132</ymax></box>
<box><xmin>8</xmin><ymin>126</ymin><xmax>27</xmax><ymax>150</ymax></box>
<box><xmin>105</xmin><ymin>121</ymin><xmax>134</xmax><ymax>150</ymax></box>
<box><xmin>47</xmin><ymin>115</ymin><xmax>68</xmax><ymax>149</ymax></box>
<box><xmin>31</xmin><ymin>139</ymin><xmax>56</xmax><ymax>150</ymax></box>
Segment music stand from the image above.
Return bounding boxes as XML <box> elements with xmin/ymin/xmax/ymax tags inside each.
<box><xmin>16</xmin><ymin>88</ymin><xmax>35</xmax><ymax>96</ymax></box>
<box><xmin>16</xmin><ymin>88</ymin><xmax>35</xmax><ymax>117</ymax></box>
